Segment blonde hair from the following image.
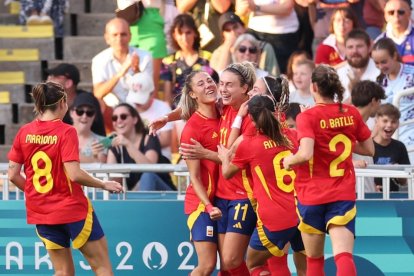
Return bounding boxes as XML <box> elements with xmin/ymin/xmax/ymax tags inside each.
<box><xmin>31</xmin><ymin>82</ymin><xmax>66</xmax><ymax>115</ymax></box>
<box><xmin>224</xmin><ymin>61</ymin><xmax>257</xmax><ymax>91</ymax></box>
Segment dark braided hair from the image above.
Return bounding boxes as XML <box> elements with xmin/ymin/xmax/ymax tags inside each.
<box><xmin>311</xmin><ymin>65</ymin><xmax>345</xmax><ymax>111</ymax></box>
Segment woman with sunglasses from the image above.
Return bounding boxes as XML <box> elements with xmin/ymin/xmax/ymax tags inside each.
<box><xmin>8</xmin><ymin>82</ymin><xmax>123</xmax><ymax>276</ymax></box>
<box><xmin>231</xmin><ymin>33</ymin><xmax>269</xmax><ymax>79</ymax></box>
<box><xmin>283</xmin><ymin>65</ymin><xmax>374</xmax><ymax>276</ymax></box>
<box><xmin>107</xmin><ymin>103</ymin><xmax>175</xmax><ymax>191</ymax></box>
<box><xmin>70</xmin><ymin>92</ymin><xmax>107</xmax><ymax>163</ymax></box>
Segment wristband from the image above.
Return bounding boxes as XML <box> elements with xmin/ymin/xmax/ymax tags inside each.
<box><xmin>231</xmin><ymin>115</ymin><xmax>242</xmax><ymax>129</ymax></box>
<box><xmin>205</xmin><ymin>204</ymin><xmax>214</xmax><ymax>214</ymax></box>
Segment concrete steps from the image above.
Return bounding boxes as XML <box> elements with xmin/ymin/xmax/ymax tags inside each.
<box><xmin>76</xmin><ymin>13</ymin><xmax>114</xmax><ymax>36</ymax></box>
<box><xmin>0</xmin><ymin>38</ymin><xmax>55</xmax><ymax>60</ymax></box>
<box><xmin>63</xmin><ymin>36</ymin><xmax>106</xmax><ymax>60</ymax></box>
<box><xmin>1</xmin><ymin>62</ymin><xmax>42</xmax><ymax>83</ymax></box>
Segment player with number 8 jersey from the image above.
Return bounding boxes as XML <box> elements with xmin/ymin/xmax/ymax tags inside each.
<box><xmin>8</xmin><ymin>82</ymin><xmax>123</xmax><ymax>276</ymax></box>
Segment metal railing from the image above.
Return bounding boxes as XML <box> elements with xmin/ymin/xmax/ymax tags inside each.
<box><xmin>1</xmin><ymin>163</ymin><xmax>414</xmax><ymax>200</ymax></box>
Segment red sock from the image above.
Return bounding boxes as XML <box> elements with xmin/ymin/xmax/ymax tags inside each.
<box><xmin>307</xmin><ymin>256</ymin><xmax>325</xmax><ymax>276</ymax></box>
<box><xmin>267</xmin><ymin>255</ymin><xmax>291</xmax><ymax>276</ymax></box>
<box><xmin>218</xmin><ymin>271</ymin><xmax>231</xmax><ymax>276</ymax></box>
<box><xmin>228</xmin><ymin>261</ymin><xmax>250</xmax><ymax>276</ymax></box>
<box><xmin>334</xmin><ymin>252</ymin><xmax>356</xmax><ymax>276</ymax></box>
<box><xmin>250</xmin><ymin>265</ymin><xmax>271</xmax><ymax>276</ymax></box>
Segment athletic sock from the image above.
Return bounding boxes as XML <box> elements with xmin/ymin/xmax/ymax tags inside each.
<box><xmin>334</xmin><ymin>252</ymin><xmax>356</xmax><ymax>276</ymax></box>
<box><xmin>307</xmin><ymin>256</ymin><xmax>325</xmax><ymax>276</ymax></box>
<box><xmin>250</xmin><ymin>265</ymin><xmax>271</xmax><ymax>276</ymax></box>
<box><xmin>228</xmin><ymin>261</ymin><xmax>250</xmax><ymax>276</ymax></box>
<box><xmin>267</xmin><ymin>255</ymin><xmax>291</xmax><ymax>276</ymax></box>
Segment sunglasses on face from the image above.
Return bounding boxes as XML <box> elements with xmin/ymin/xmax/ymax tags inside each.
<box><xmin>387</xmin><ymin>9</ymin><xmax>406</xmax><ymax>16</ymax></box>
<box><xmin>238</xmin><ymin>46</ymin><xmax>258</xmax><ymax>54</ymax></box>
<box><xmin>111</xmin><ymin>113</ymin><xmax>130</xmax><ymax>122</ymax></box>
<box><xmin>75</xmin><ymin>108</ymin><xmax>95</xmax><ymax>117</ymax></box>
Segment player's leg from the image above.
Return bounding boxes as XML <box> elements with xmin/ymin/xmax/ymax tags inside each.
<box><xmin>327</xmin><ymin>201</ymin><xmax>357</xmax><ymax>276</ymax></box>
<box><xmin>79</xmin><ymin>237</ymin><xmax>113</xmax><ymax>276</ymax></box>
<box><xmin>191</xmin><ymin>241</ymin><xmax>218</xmax><ymax>276</ymax></box>
<box><xmin>47</xmin><ymin>248</ymin><xmax>75</xmax><ymax>276</ymax></box>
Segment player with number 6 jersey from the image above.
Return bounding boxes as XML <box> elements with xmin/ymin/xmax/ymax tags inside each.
<box><xmin>8</xmin><ymin>82</ymin><xmax>123</xmax><ymax>276</ymax></box>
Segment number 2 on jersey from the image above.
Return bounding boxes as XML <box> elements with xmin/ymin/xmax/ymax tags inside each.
<box><xmin>329</xmin><ymin>134</ymin><xmax>352</xmax><ymax>177</ymax></box>
<box><xmin>31</xmin><ymin>151</ymin><xmax>54</xmax><ymax>193</ymax></box>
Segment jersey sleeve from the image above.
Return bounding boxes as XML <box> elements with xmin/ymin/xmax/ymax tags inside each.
<box><xmin>8</xmin><ymin>128</ymin><xmax>24</xmax><ymax>164</ymax></box>
<box><xmin>181</xmin><ymin>122</ymin><xmax>199</xmax><ymax>144</ymax></box>
<box><xmin>231</xmin><ymin>137</ymin><xmax>252</xmax><ymax>169</ymax></box>
<box><xmin>296</xmin><ymin>111</ymin><xmax>315</xmax><ymax>141</ymax></box>
<box><xmin>61</xmin><ymin>127</ymin><xmax>80</xmax><ymax>163</ymax></box>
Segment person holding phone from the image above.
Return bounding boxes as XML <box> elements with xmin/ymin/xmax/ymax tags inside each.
<box><xmin>70</xmin><ymin>93</ymin><xmax>108</xmax><ymax>163</ymax></box>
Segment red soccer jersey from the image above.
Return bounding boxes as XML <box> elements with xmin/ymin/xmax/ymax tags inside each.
<box><xmin>232</xmin><ymin>134</ymin><xmax>298</xmax><ymax>231</ymax></box>
<box><xmin>295</xmin><ymin>103</ymin><xmax>371</xmax><ymax>204</ymax></box>
<box><xmin>216</xmin><ymin>105</ymin><xmax>256</xmax><ymax>200</ymax></box>
<box><xmin>181</xmin><ymin>112</ymin><xmax>220</xmax><ymax>214</ymax></box>
<box><xmin>8</xmin><ymin>119</ymin><xmax>89</xmax><ymax>224</ymax></box>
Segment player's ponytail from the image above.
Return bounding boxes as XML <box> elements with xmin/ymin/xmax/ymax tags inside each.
<box><xmin>248</xmin><ymin>95</ymin><xmax>292</xmax><ymax>149</ymax></box>
<box><xmin>311</xmin><ymin>64</ymin><xmax>344</xmax><ymax>111</ymax></box>
<box><xmin>31</xmin><ymin>82</ymin><xmax>66</xmax><ymax>115</ymax></box>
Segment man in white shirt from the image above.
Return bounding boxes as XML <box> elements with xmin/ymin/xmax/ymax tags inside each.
<box><xmin>336</xmin><ymin>29</ymin><xmax>380</xmax><ymax>103</ymax></box>
<box><xmin>92</xmin><ymin>17</ymin><xmax>153</xmax><ymax>108</ymax></box>
<box><xmin>126</xmin><ymin>72</ymin><xmax>173</xmax><ymax>159</ymax></box>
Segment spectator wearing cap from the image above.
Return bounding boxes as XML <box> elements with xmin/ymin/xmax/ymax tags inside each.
<box><xmin>70</xmin><ymin>93</ymin><xmax>108</xmax><ymax>163</ymax></box>
<box><xmin>376</xmin><ymin>0</ymin><xmax>414</xmax><ymax>65</ymax></box>
<box><xmin>210</xmin><ymin>11</ymin><xmax>279</xmax><ymax>75</ymax></box>
<box><xmin>47</xmin><ymin>63</ymin><xmax>106</xmax><ymax>136</ymax></box>
<box><xmin>125</xmin><ymin>72</ymin><xmax>173</xmax><ymax>160</ymax></box>
<box><xmin>92</xmin><ymin>18</ymin><xmax>153</xmax><ymax>108</ymax></box>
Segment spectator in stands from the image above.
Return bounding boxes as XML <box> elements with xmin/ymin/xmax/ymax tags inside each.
<box><xmin>286</xmin><ymin>102</ymin><xmax>301</xmax><ymax>129</ymax></box>
<box><xmin>373</xmin><ymin>103</ymin><xmax>411</xmax><ymax>191</ymax></box>
<box><xmin>231</xmin><ymin>33</ymin><xmax>269</xmax><ymax>78</ymax></box>
<box><xmin>116</xmin><ymin>0</ymin><xmax>168</xmax><ymax>97</ymax></box>
<box><xmin>20</xmin><ymin>0</ymin><xmax>68</xmax><ymax>36</ymax></box>
<box><xmin>210</xmin><ymin>11</ymin><xmax>279</xmax><ymax>76</ymax></box>
<box><xmin>290</xmin><ymin>59</ymin><xmax>316</xmax><ymax>106</ymax></box>
<box><xmin>351</xmin><ymin>80</ymin><xmax>386</xmax><ymax>192</ymax></box>
<box><xmin>125</xmin><ymin>72</ymin><xmax>173</xmax><ymax>160</ymax></box>
<box><xmin>46</xmin><ymin>63</ymin><xmax>106</xmax><ymax>136</ymax></box>
<box><xmin>240</xmin><ymin>0</ymin><xmax>300</xmax><ymax>73</ymax></box>
<box><xmin>176</xmin><ymin>0</ymin><xmax>232</xmax><ymax>52</ymax></box>
<box><xmin>376</xmin><ymin>0</ymin><xmax>414</xmax><ymax>65</ymax></box>
<box><xmin>70</xmin><ymin>93</ymin><xmax>107</xmax><ymax>163</ymax></box>
<box><xmin>161</xmin><ymin>14</ymin><xmax>218</xmax><ymax>107</ymax></box>
<box><xmin>336</xmin><ymin>29</ymin><xmax>380</xmax><ymax>103</ymax></box>
<box><xmin>372</xmin><ymin>37</ymin><xmax>414</xmax><ymax>162</ymax></box>
<box><xmin>286</xmin><ymin>50</ymin><xmax>312</xmax><ymax>92</ymax></box>
<box><xmin>107</xmin><ymin>103</ymin><xmax>174</xmax><ymax>191</ymax></box>
<box><xmin>363</xmin><ymin>0</ymin><xmax>386</xmax><ymax>39</ymax></box>
<box><xmin>314</xmin><ymin>7</ymin><xmax>359</xmax><ymax>66</ymax></box>
<box><xmin>92</xmin><ymin>18</ymin><xmax>153</xmax><ymax>108</ymax></box>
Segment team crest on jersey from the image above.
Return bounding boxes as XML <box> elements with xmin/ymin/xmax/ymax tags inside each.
<box><xmin>206</xmin><ymin>226</ymin><xmax>214</xmax><ymax>237</ymax></box>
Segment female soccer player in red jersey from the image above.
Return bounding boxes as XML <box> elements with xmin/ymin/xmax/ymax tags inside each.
<box><xmin>179</xmin><ymin>71</ymin><xmax>223</xmax><ymax>275</ymax></box>
<box><xmin>150</xmin><ymin>62</ymin><xmax>258</xmax><ymax>275</ymax></box>
<box><xmin>283</xmin><ymin>65</ymin><xmax>375</xmax><ymax>276</ymax></box>
<box><xmin>8</xmin><ymin>82</ymin><xmax>123</xmax><ymax>276</ymax></box>
<box><xmin>219</xmin><ymin>95</ymin><xmax>305</xmax><ymax>276</ymax></box>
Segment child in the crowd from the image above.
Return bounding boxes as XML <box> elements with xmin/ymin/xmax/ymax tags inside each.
<box><xmin>373</xmin><ymin>104</ymin><xmax>411</xmax><ymax>192</ymax></box>
<box><xmin>285</xmin><ymin>102</ymin><xmax>301</xmax><ymax>129</ymax></box>
<box><xmin>290</xmin><ymin>59</ymin><xmax>315</xmax><ymax>107</ymax></box>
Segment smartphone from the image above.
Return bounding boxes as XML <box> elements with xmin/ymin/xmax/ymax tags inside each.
<box><xmin>100</xmin><ymin>134</ymin><xmax>116</xmax><ymax>149</ymax></box>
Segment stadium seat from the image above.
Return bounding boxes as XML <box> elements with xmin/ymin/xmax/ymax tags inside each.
<box><xmin>0</xmin><ymin>49</ymin><xmax>39</xmax><ymax>61</ymax></box>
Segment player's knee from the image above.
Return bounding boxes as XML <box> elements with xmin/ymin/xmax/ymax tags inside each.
<box><xmin>198</xmin><ymin>262</ymin><xmax>216</xmax><ymax>275</ymax></box>
<box><xmin>222</xmin><ymin>255</ymin><xmax>243</xmax><ymax>270</ymax></box>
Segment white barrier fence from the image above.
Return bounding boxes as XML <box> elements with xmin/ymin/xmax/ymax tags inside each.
<box><xmin>1</xmin><ymin>163</ymin><xmax>413</xmax><ymax>200</ymax></box>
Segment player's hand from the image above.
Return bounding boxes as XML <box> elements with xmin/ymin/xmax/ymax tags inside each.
<box><xmin>237</xmin><ymin>100</ymin><xmax>249</xmax><ymax>118</ymax></box>
<box><xmin>102</xmin><ymin>180</ymin><xmax>124</xmax><ymax>193</ymax></box>
<box><xmin>283</xmin><ymin>155</ymin><xmax>294</xmax><ymax>171</ymax></box>
<box><xmin>217</xmin><ymin>144</ymin><xmax>230</xmax><ymax>163</ymax></box>
<box><xmin>148</xmin><ymin>116</ymin><xmax>168</xmax><ymax>136</ymax></box>
<box><xmin>353</xmin><ymin>159</ymin><xmax>368</xmax><ymax>168</ymax></box>
<box><xmin>209</xmin><ymin>207</ymin><xmax>222</xmax><ymax>221</ymax></box>
<box><xmin>180</xmin><ymin>138</ymin><xmax>205</xmax><ymax>160</ymax></box>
